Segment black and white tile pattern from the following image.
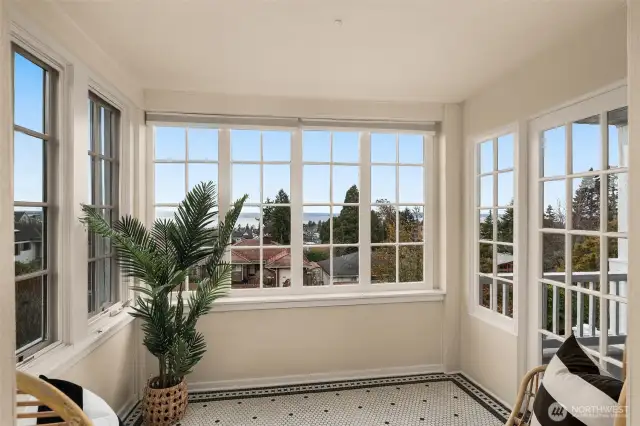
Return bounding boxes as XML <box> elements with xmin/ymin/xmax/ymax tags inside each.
<box><xmin>124</xmin><ymin>373</ymin><xmax>509</xmax><ymax>425</ymax></box>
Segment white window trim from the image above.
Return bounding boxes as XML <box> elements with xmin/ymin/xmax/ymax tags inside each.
<box><xmin>526</xmin><ymin>84</ymin><xmax>628</xmax><ymax>369</ymax></box>
<box><xmin>12</xmin><ymin>32</ymin><xmax>66</xmax><ymax>359</ymax></box>
<box><xmin>468</xmin><ymin>123</ymin><xmax>523</xmax><ymax>336</ymax></box>
<box><xmin>10</xmin><ymin>20</ymin><xmax>139</xmax><ymax>365</ymax></box>
<box><xmin>148</xmin><ymin>121</ymin><xmax>437</xmax><ymax>301</ymax></box>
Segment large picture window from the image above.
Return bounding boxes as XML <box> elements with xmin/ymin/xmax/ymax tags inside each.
<box><xmin>152</xmin><ymin>124</ymin><xmax>433</xmax><ymax>293</ymax></box>
<box><xmin>475</xmin><ymin>132</ymin><xmax>516</xmax><ymax>319</ymax></box>
<box><xmin>87</xmin><ymin>93</ymin><xmax>120</xmax><ymax>316</ymax></box>
<box><xmin>13</xmin><ymin>47</ymin><xmax>57</xmax><ymax>355</ymax></box>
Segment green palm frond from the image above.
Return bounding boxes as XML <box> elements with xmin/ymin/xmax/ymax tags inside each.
<box><xmin>81</xmin><ymin>206</ymin><xmax>160</xmax><ymax>283</ymax></box>
<box><xmin>170</xmin><ymin>182</ymin><xmax>219</xmax><ymax>268</ymax></box>
<box><xmin>79</xmin><ymin>181</ymin><xmax>246</xmax><ymax>389</ymax></box>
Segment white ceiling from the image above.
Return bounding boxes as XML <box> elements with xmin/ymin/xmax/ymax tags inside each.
<box><xmin>53</xmin><ymin>0</ymin><xmax>623</xmax><ymax>103</ymax></box>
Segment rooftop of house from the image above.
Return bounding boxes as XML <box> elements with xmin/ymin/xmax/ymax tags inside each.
<box><xmin>231</xmin><ymin>239</ymin><xmax>317</xmax><ymax>269</ymax></box>
<box><xmin>317</xmin><ymin>251</ymin><xmax>359</xmax><ymax>278</ymax></box>
<box><xmin>13</xmin><ymin>220</ymin><xmax>42</xmax><ymax>244</ymax></box>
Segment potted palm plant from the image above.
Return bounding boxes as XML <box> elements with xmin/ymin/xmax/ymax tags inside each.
<box><xmin>81</xmin><ymin>182</ymin><xmax>246</xmax><ymax>425</ymax></box>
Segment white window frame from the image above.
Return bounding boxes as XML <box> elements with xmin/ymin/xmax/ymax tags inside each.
<box><xmin>527</xmin><ymin>84</ymin><xmax>628</xmax><ymax>372</ymax></box>
<box><xmin>149</xmin><ymin>121</ymin><xmax>437</xmax><ymax>299</ymax></box>
<box><xmin>469</xmin><ymin>123</ymin><xmax>522</xmax><ymax>335</ymax></box>
<box><xmin>12</xmin><ymin>44</ymin><xmax>59</xmax><ymax>359</ymax></box>
<box><xmin>87</xmin><ymin>92</ymin><xmax>121</xmax><ymax>317</ymax></box>
<box><xmin>11</xmin><ymin>21</ymin><xmax>136</xmax><ymax>369</ymax></box>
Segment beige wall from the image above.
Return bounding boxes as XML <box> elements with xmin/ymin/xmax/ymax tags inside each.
<box><xmin>461</xmin><ymin>7</ymin><xmax>627</xmax><ymax>405</ymax></box>
<box><xmin>143</xmin><ymin>302</ymin><xmax>444</xmax><ymax>387</ymax></box>
<box><xmin>60</xmin><ymin>322</ymin><xmax>137</xmax><ymax>416</ymax></box>
<box><xmin>464</xmin><ymin>8</ymin><xmax>626</xmax><ymax>137</ymax></box>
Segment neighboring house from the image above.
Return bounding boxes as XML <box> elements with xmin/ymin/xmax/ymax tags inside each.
<box><xmin>231</xmin><ymin>239</ymin><xmax>319</xmax><ymax>288</ymax></box>
<box><xmin>497</xmin><ymin>252</ymin><xmax>513</xmax><ymax>273</ymax></box>
<box><xmin>317</xmin><ymin>251</ymin><xmax>359</xmax><ymax>285</ymax></box>
<box><xmin>14</xmin><ymin>212</ymin><xmax>43</xmax><ymax>264</ymax></box>
<box><xmin>232</xmin><ymin>226</ymin><xmax>257</xmax><ymax>243</ymax></box>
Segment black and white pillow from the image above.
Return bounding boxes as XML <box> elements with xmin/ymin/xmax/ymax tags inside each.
<box><xmin>36</xmin><ymin>376</ymin><xmax>123</xmax><ymax>426</ymax></box>
<box><xmin>531</xmin><ymin>334</ymin><xmax>624</xmax><ymax>425</ymax></box>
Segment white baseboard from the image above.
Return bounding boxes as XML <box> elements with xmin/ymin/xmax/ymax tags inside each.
<box><xmin>454</xmin><ymin>370</ymin><xmax>512</xmax><ymax>409</ymax></box>
<box><xmin>188</xmin><ymin>364</ymin><xmax>444</xmax><ymax>393</ymax></box>
<box><xmin>117</xmin><ymin>395</ymin><xmax>139</xmax><ymax>420</ymax></box>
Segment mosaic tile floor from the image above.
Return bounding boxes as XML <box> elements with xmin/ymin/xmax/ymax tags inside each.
<box><xmin>124</xmin><ymin>373</ymin><xmax>510</xmax><ymax>426</ymax></box>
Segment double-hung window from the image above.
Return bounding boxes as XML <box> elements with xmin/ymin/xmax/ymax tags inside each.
<box><xmin>13</xmin><ymin>46</ymin><xmax>57</xmax><ymax>355</ymax></box>
<box><xmin>87</xmin><ymin>93</ymin><xmax>120</xmax><ymax>316</ymax></box>
<box><xmin>151</xmin><ymin>123</ymin><xmax>434</xmax><ymax>294</ymax></box>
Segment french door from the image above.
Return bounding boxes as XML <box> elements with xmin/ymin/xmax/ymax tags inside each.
<box><xmin>527</xmin><ymin>85</ymin><xmax>628</xmax><ymax>379</ymax></box>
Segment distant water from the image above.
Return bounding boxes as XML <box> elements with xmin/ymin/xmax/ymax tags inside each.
<box><xmin>156</xmin><ymin>209</ymin><xmax>425</xmax><ymax>226</ymax></box>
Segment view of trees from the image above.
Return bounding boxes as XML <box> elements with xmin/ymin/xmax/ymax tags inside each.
<box><xmin>254</xmin><ymin>184</ymin><xmax>425</xmax><ymax>282</ymax></box>
<box><xmin>263</xmin><ymin>189</ymin><xmax>291</xmax><ymax>245</ymax></box>
<box><xmin>477</xmin><ymin>170</ymin><xmax>621</xmax><ymax>328</ymax></box>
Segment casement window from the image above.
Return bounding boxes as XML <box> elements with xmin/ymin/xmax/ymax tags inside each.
<box><xmin>13</xmin><ymin>47</ymin><xmax>58</xmax><ymax>355</ymax></box>
<box><xmin>474</xmin><ymin>132</ymin><xmax>516</xmax><ymax>320</ymax></box>
<box><xmin>87</xmin><ymin>93</ymin><xmax>120</xmax><ymax>316</ymax></box>
<box><xmin>530</xmin><ymin>89</ymin><xmax>628</xmax><ymax>378</ymax></box>
<box><xmin>151</xmin><ymin>123</ymin><xmax>434</xmax><ymax>294</ymax></box>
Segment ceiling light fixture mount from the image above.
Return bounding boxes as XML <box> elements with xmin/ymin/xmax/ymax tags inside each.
<box><xmin>334</xmin><ymin>19</ymin><xmax>343</xmax><ymax>27</ymax></box>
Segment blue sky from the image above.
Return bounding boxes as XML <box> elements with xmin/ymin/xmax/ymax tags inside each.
<box><xmin>14</xmin><ymin>53</ymin><xmax>45</xmax><ymax>211</ymax></box>
<box><xmin>479</xmin><ymin>124</ymin><xmax>624</xmax><ymax>218</ymax></box>
<box><xmin>154</xmin><ymin>127</ymin><xmax>426</xmax><ymax>227</ymax></box>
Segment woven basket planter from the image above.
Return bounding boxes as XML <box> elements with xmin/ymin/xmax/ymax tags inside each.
<box><xmin>143</xmin><ymin>377</ymin><xmax>188</xmax><ymax>425</ymax></box>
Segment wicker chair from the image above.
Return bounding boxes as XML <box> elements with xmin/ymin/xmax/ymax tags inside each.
<box><xmin>505</xmin><ymin>351</ymin><xmax>627</xmax><ymax>426</ymax></box>
<box><xmin>16</xmin><ymin>371</ymin><xmax>92</xmax><ymax>426</ymax></box>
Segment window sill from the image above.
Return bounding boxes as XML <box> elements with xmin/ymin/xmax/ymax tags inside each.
<box><xmin>17</xmin><ymin>309</ymin><xmax>135</xmax><ymax>377</ymax></box>
<box><xmin>468</xmin><ymin>305</ymin><xmax>517</xmax><ymax>336</ymax></box>
<box><xmin>206</xmin><ymin>289</ymin><xmax>445</xmax><ymax>312</ymax></box>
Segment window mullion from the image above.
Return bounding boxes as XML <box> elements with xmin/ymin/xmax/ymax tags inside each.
<box><xmin>599</xmin><ymin>111</ymin><xmax>609</xmax><ymax>363</ymax></box>
<box><xmin>359</xmin><ymin>132</ymin><xmax>371</xmax><ymax>288</ymax></box>
<box><xmin>424</xmin><ymin>134</ymin><xmax>435</xmax><ymax>289</ymax></box>
<box><xmin>290</xmin><ymin>129</ymin><xmax>303</xmax><ymax>290</ymax></box>
<box><xmin>564</xmin><ymin>122</ymin><xmax>573</xmax><ymax>337</ymax></box>
<box><xmin>218</xmin><ymin>129</ymin><xmax>231</xmax><ymax>246</ymax></box>
<box><xmin>492</xmin><ymin>138</ymin><xmax>498</xmax><ymax>312</ymax></box>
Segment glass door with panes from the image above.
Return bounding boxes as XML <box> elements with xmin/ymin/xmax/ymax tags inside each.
<box><xmin>527</xmin><ymin>86</ymin><xmax>628</xmax><ymax>379</ymax></box>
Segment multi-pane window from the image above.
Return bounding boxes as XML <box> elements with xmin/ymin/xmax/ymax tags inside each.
<box><xmin>230</xmin><ymin>130</ymin><xmax>292</xmax><ymax>289</ymax></box>
<box><xmin>87</xmin><ymin>94</ymin><xmax>120</xmax><ymax>316</ymax></box>
<box><xmin>476</xmin><ymin>133</ymin><xmax>515</xmax><ymax>318</ymax></box>
<box><xmin>537</xmin><ymin>106</ymin><xmax>628</xmax><ymax>378</ymax></box>
<box><xmin>154</xmin><ymin>126</ymin><xmax>219</xmax><ymax>289</ymax></box>
<box><xmin>303</xmin><ymin>131</ymin><xmax>360</xmax><ymax>286</ymax></box>
<box><xmin>370</xmin><ymin>133</ymin><xmax>425</xmax><ymax>284</ymax></box>
<box><xmin>13</xmin><ymin>47</ymin><xmax>57</xmax><ymax>354</ymax></box>
<box><xmin>152</xmin><ymin>124</ymin><xmax>432</xmax><ymax>291</ymax></box>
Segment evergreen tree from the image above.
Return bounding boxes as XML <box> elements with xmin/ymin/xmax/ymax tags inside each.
<box><xmin>543</xmin><ymin>204</ymin><xmax>557</xmax><ymax>228</ymax></box>
<box><xmin>480</xmin><ymin>211</ymin><xmax>493</xmax><ymax>240</ymax></box>
<box><xmin>497</xmin><ymin>205</ymin><xmax>514</xmax><ymax>243</ymax></box>
<box><xmin>333</xmin><ymin>185</ymin><xmax>359</xmax><ymax>254</ymax></box>
<box><xmin>572</xmin><ymin>172</ymin><xmax>600</xmax><ymax>231</ymax></box>
<box><xmin>319</xmin><ymin>219</ymin><xmax>330</xmax><ymax>244</ymax></box>
<box><xmin>262</xmin><ymin>189</ymin><xmax>291</xmax><ymax>244</ymax></box>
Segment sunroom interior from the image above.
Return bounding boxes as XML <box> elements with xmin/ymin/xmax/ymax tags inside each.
<box><xmin>2</xmin><ymin>0</ymin><xmax>640</xmax><ymax>425</ymax></box>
